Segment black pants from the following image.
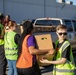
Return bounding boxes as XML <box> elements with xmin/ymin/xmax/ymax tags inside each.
<box><xmin>17</xmin><ymin>61</ymin><xmax>41</xmax><ymax>75</ymax></box>
<box><xmin>0</xmin><ymin>45</ymin><xmax>7</xmax><ymax>75</ymax></box>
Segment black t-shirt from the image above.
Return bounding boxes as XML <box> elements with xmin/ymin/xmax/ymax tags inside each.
<box><xmin>56</xmin><ymin>40</ymin><xmax>70</xmax><ymax>61</ymax></box>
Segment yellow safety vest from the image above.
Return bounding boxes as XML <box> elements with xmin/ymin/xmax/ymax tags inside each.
<box><xmin>53</xmin><ymin>40</ymin><xmax>75</xmax><ymax>75</ymax></box>
<box><xmin>0</xmin><ymin>24</ymin><xmax>4</xmax><ymax>45</ymax></box>
<box><xmin>4</xmin><ymin>31</ymin><xmax>18</xmax><ymax>60</ymax></box>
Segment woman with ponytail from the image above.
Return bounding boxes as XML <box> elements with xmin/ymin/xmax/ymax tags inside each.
<box><xmin>16</xmin><ymin>20</ymin><xmax>53</xmax><ymax>75</ymax></box>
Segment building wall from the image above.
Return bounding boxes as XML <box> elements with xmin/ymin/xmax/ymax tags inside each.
<box><xmin>0</xmin><ymin>0</ymin><xmax>76</xmax><ymax>23</ymax></box>
<box><xmin>0</xmin><ymin>0</ymin><xmax>4</xmax><ymax>12</ymax></box>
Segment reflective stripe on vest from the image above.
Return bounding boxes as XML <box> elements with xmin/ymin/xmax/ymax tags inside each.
<box><xmin>6</xmin><ymin>52</ymin><xmax>17</xmax><ymax>56</ymax></box>
<box><xmin>5</xmin><ymin>47</ymin><xmax>18</xmax><ymax>50</ymax></box>
<box><xmin>53</xmin><ymin>67</ymin><xmax>75</xmax><ymax>73</ymax></box>
<box><xmin>53</xmin><ymin>40</ymin><xmax>75</xmax><ymax>75</ymax></box>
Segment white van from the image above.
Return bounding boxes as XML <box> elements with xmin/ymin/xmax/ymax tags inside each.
<box><xmin>33</xmin><ymin>18</ymin><xmax>76</xmax><ymax>54</ymax></box>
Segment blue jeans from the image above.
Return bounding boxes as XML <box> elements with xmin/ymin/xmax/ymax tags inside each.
<box><xmin>7</xmin><ymin>60</ymin><xmax>18</xmax><ymax>75</ymax></box>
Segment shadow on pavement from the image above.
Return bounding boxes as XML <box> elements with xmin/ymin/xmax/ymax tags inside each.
<box><xmin>40</xmin><ymin>65</ymin><xmax>53</xmax><ymax>74</ymax></box>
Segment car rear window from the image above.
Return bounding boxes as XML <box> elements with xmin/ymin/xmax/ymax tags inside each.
<box><xmin>35</xmin><ymin>20</ymin><xmax>61</xmax><ymax>26</ymax></box>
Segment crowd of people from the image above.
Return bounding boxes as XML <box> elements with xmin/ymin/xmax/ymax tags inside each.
<box><xmin>0</xmin><ymin>12</ymin><xmax>75</xmax><ymax>75</ymax></box>
<box><xmin>0</xmin><ymin>12</ymin><xmax>20</xmax><ymax>75</ymax></box>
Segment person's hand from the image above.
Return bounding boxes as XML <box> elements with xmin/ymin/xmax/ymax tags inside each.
<box><xmin>40</xmin><ymin>59</ymin><xmax>50</xmax><ymax>64</ymax></box>
<box><xmin>47</xmin><ymin>49</ymin><xmax>55</xmax><ymax>55</ymax></box>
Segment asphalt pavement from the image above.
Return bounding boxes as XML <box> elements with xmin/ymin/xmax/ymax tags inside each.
<box><xmin>6</xmin><ymin>54</ymin><xmax>76</xmax><ymax>75</ymax></box>
<box><xmin>40</xmin><ymin>65</ymin><xmax>53</xmax><ymax>75</ymax></box>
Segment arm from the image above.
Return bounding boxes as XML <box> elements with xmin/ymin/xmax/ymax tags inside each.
<box><xmin>27</xmin><ymin>35</ymin><xmax>53</xmax><ymax>55</ymax></box>
<box><xmin>40</xmin><ymin>58</ymin><xmax>66</xmax><ymax>65</ymax></box>
<box><xmin>14</xmin><ymin>34</ymin><xmax>20</xmax><ymax>44</ymax></box>
<box><xmin>40</xmin><ymin>45</ymin><xmax>70</xmax><ymax>65</ymax></box>
<box><xmin>28</xmin><ymin>46</ymin><xmax>50</xmax><ymax>55</ymax></box>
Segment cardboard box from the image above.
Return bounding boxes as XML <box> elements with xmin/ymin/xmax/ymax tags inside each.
<box><xmin>35</xmin><ymin>34</ymin><xmax>54</xmax><ymax>66</ymax></box>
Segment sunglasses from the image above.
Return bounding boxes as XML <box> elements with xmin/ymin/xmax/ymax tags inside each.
<box><xmin>58</xmin><ymin>32</ymin><xmax>67</xmax><ymax>36</ymax></box>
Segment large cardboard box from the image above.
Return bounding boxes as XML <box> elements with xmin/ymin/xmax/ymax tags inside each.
<box><xmin>35</xmin><ymin>34</ymin><xmax>54</xmax><ymax>66</ymax></box>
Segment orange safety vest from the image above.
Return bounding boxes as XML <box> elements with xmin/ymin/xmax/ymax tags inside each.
<box><xmin>16</xmin><ymin>34</ymin><xmax>33</xmax><ymax>68</ymax></box>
